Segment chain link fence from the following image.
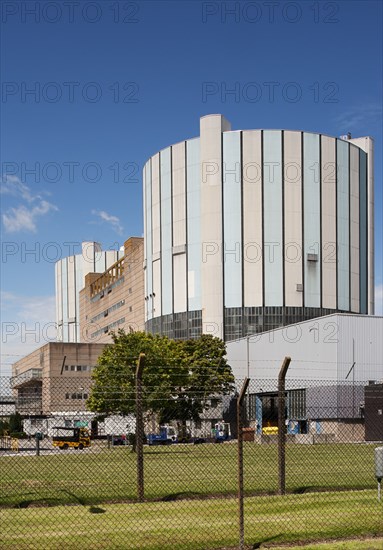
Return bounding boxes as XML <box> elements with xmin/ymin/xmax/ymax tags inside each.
<box><xmin>1</xmin><ymin>370</ymin><xmax>382</xmax><ymax>549</ymax></box>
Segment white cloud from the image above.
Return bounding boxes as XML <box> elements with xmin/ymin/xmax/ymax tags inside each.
<box><xmin>91</xmin><ymin>209</ymin><xmax>124</xmax><ymax>236</ymax></box>
<box><xmin>336</xmin><ymin>103</ymin><xmax>383</xmax><ymax>131</ymax></box>
<box><xmin>2</xmin><ymin>201</ymin><xmax>58</xmax><ymax>233</ymax></box>
<box><xmin>1</xmin><ymin>175</ymin><xmax>58</xmax><ymax>233</ymax></box>
<box><xmin>1</xmin><ymin>174</ymin><xmax>38</xmax><ymax>202</ymax></box>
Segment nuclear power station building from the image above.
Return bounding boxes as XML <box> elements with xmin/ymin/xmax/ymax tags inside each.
<box><xmin>143</xmin><ymin>114</ymin><xmax>374</xmax><ymax>341</ymax></box>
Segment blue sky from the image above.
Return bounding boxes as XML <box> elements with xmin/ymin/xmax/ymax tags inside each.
<box><xmin>1</xmin><ymin>0</ymin><xmax>382</xmax><ymax>375</ymax></box>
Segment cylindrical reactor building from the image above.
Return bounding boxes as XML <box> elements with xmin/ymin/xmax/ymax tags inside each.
<box><xmin>143</xmin><ymin>115</ymin><xmax>374</xmax><ymax>341</ymax></box>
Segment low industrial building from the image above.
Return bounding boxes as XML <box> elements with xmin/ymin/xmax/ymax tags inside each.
<box><xmin>227</xmin><ymin>313</ymin><xmax>383</xmax><ymax>442</ymax></box>
<box><xmin>11</xmin><ymin>342</ymin><xmax>106</xmax><ymax>417</ymax></box>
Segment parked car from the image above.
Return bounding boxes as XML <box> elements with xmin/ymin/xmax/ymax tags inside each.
<box><xmin>111</xmin><ymin>434</ymin><xmax>127</xmax><ymax>446</ymax></box>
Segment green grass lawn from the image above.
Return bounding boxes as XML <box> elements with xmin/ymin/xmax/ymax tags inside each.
<box><xmin>0</xmin><ymin>490</ymin><xmax>382</xmax><ymax>549</ymax></box>
<box><xmin>1</xmin><ymin>443</ymin><xmax>381</xmax><ymax>549</ymax></box>
<box><xmin>0</xmin><ymin>442</ymin><xmax>378</xmax><ymax>508</ymax></box>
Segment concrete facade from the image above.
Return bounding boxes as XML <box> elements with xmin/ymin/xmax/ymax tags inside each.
<box><xmin>79</xmin><ymin>237</ymin><xmax>145</xmax><ymax>343</ymax></box>
<box><xmin>11</xmin><ymin>342</ymin><xmax>106</xmax><ymax>416</ymax></box>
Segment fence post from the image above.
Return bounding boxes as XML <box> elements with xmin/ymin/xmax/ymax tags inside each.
<box><xmin>136</xmin><ymin>353</ymin><xmax>145</xmax><ymax>502</ymax></box>
<box><xmin>278</xmin><ymin>356</ymin><xmax>291</xmax><ymax>496</ymax></box>
<box><xmin>238</xmin><ymin>377</ymin><xmax>250</xmax><ymax>550</ymax></box>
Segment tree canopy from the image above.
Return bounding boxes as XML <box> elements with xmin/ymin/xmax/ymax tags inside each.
<box><xmin>86</xmin><ymin>331</ymin><xmax>234</xmax><ymax>424</ymax></box>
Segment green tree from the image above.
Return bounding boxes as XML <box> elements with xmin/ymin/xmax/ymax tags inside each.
<box><xmin>9</xmin><ymin>412</ymin><xmax>23</xmax><ymax>434</ymax></box>
<box><xmin>0</xmin><ymin>419</ymin><xmax>10</xmax><ymax>436</ymax></box>
<box><xmin>87</xmin><ymin>331</ymin><xmax>234</xmax><ymax>424</ymax></box>
<box><xmin>158</xmin><ymin>334</ymin><xmax>235</xmax><ymax>424</ymax></box>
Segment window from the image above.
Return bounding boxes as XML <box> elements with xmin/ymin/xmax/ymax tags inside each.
<box><xmin>70</xmin><ymin>365</ymin><xmax>75</xmax><ymax>371</ymax></box>
<box><xmin>76</xmin><ymin>366</ymin><xmax>81</xmax><ymax>371</ymax></box>
<box><xmin>65</xmin><ymin>393</ymin><xmax>70</xmax><ymax>399</ymax></box>
<box><xmin>64</xmin><ymin>365</ymin><xmax>69</xmax><ymax>371</ymax></box>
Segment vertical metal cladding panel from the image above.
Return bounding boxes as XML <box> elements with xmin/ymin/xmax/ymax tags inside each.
<box><xmin>143</xmin><ymin>162</ymin><xmax>147</xmax><ymax>319</ymax></box>
<box><xmin>61</xmin><ymin>258</ymin><xmax>69</xmax><ymax>342</ymax></box>
<box><xmin>160</xmin><ymin>147</ymin><xmax>173</xmax><ymax>316</ymax></box>
<box><xmin>55</xmin><ymin>260</ymin><xmax>63</xmax><ymax>341</ymax></box>
<box><xmin>152</xmin><ymin>259</ymin><xmax>161</xmax><ymax>318</ymax></box>
<box><xmin>172</xmin><ymin>142</ymin><xmax>187</xmax><ymax>314</ymax></box>
<box><xmin>321</xmin><ymin>136</ymin><xmax>337</xmax><ymax>310</ymax></box>
<box><xmin>359</xmin><ymin>151</ymin><xmax>368</xmax><ymax>314</ymax></box>
<box><xmin>367</xmin><ymin>139</ymin><xmax>374</xmax><ymax>315</ymax></box>
<box><xmin>67</xmin><ymin>255</ymin><xmax>76</xmax><ymax>320</ymax></box>
<box><xmin>173</xmin><ymin>253</ymin><xmax>187</xmax><ymax>314</ymax></box>
<box><xmin>263</xmin><ymin>130</ymin><xmax>283</xmax><ymax>306</ymax></box>
<box><xmin>186</xmin><ymin>138</ymin><xmax>201</xmax><ymax>311</ymax></box>
<box><xmin>75</xmin><ymin>255</ymin><xmax>83</xmax><ymax>342</ymax></box>
<box><xmin>336</xmin><ymin>315</ymin><xmax>383</xmax><ymax>382</ymax></box>
<box><xmin>172</xmin><ymin>142</ymin><xmax>186</xmax><ymax>248</ymax></box>
<box><xmin>223</xmin><ymin>131</ymin><xmax>242</xmax><ymax>308</ymax></box>
<box><xmin>144</xmin><ymin>161</ymin><xmax>153</xmax><ymax>320</ymax></box>
<box><xmin>349</xmin><ymin>145</ymin><xmax>360</xmax><ymax>313</ymax></box>
<box><xmin>94</xmin><ymin>248</ymin><xmax>106</xmax><ymax>274</ymax></box>
<box><xmin>242</xmin><ymin>130</ymin><xmax>263</xmax><ymax>307</ymax></box>
<box><xmin>336</xmin><ymin>139</ymin><xmax>350</xmax><ymax>311</ymax></box>
<box><xmin>151</xmin><ymin>154</ymin><xmax>161</xmax><ymax>319</ymax></box>
<box><xmin>284</xmin><ymin>131</ymin><xmax>302</xmax><ymax>307</ymax></box>
<box><xmin>303</xmin><ymin>133</ymin><xmax>321</xmax><ymax>308</ymax></box>
<box><xmin>81</xmin><ymin>242</ymin><xmax>96</xmax><ymax>274</ymax></box>
<box><xmin>151</xmin><ymin>154</ymin><xmax>161</xmax><ymax>256</ymax></box>
<box><xmin>55</xmin><ymin>260</ymin><xmax>63</xmax><ymax>324</ymax></box>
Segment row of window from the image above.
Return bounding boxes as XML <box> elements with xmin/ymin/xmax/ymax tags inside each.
<box><xmin>64</xmin><ymin>365</ymin><xmax>95</xmax><ymax>372</ymax></box>
<box><xmin>147</xmin><ymin>307</ymin><xmax>337</xmax><ymax>341</ymax></box>
<box><xmin>90</xmin><ymin>317</ymin><xmax>126</xmax><ymax>339</ymax></box>
<box><xmin>91</xmin><ymin>277</ymin><xmax>125</xmax><ymax>303</ymax></box>
<box><xmin>225</xmin><ymin>306</ymin><xmax>336</xmax><ymax>341</ymax></box>
<box><xmin>65</xmin><ymin>393</ymin><xmax>89</xmax><ymax>400</ymax></box>
<box><xmin>147</xmin><ymin>311</ymin><xmax>202</xmax><ymax>340</ymax></box>
<box><xmin>90</xmin><ymin>300</ymin><xmax>126</xmax><ymax>323</ymax></box>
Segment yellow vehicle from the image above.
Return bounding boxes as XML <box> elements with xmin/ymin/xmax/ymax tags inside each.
<box><xmin>262</xmin><ymin>426</ymin><xmax>278</xmax><ymax>435</ymax></box>
<box><xmin>52</xmin><ymin>427</ymin><xmax>91</xmax><ymax>450</ymax></box>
